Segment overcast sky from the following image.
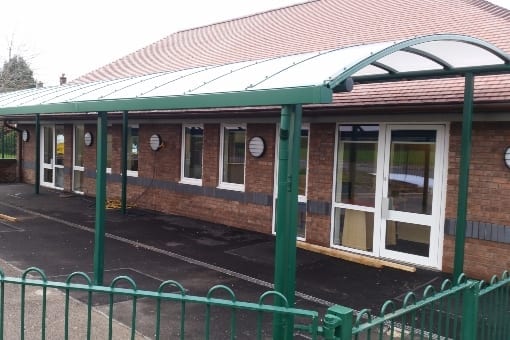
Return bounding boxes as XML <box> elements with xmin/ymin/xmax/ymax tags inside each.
<box><xmin>1</xmin><ymin>0</ymin><xmax>508</xmax><ymax>87</ymax></box>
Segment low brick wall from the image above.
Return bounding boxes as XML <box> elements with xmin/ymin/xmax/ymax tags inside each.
<box><xmin>0</xmin><ymin>159</ymin><xmax>17</xmax><ymax>183</ymax></box>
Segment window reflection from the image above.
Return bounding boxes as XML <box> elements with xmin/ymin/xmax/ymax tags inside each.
<box><xmin>336</xmin><ymin>125</ymin><xmax>378</xmax><ymax>207</ymax></box>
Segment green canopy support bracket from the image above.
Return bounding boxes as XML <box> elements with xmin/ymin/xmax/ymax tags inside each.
<box><xmin>273</xmin><ymin>104</ymin><xmax>302</xmax><ymax>340</ymax></box>
<box><xmin>453</xmin><ymin>73</ymin><xmax>474</xmax><ymax>281</ymax></box>
<box><xmin>35</xmin><ymin>114</ymin><xmax>40</xmax><ymax>195</ymax></box>
<box><xmin>93</xmin><ymin>111</ymin><xmax>108</xmax><ymax>285</ymax></box>
<box><xmin>121</xmin><ymin>111</ymin><xmax>128</xmax><ymax>215</ymax></box>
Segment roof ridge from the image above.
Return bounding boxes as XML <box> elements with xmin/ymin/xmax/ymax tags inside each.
<box><xmin>72</xmin><ymin>0</ymin><xmax>315</xmax><ymax>83</ymax></box>
<box><xmin>172</xmin><ymin>0</ymin><xmax>315</xmax><ymax>36</ymax></box>
<box><xmin>464</xmin><ymin>0</ymin><xmax>510</xmax><ymax>20</ymax></box>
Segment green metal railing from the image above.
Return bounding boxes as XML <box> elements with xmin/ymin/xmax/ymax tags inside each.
<box><xmin>0</xmin><ymin>125</ymin><xmax>17</xmax><ymax>159</ymax></box>
<box><xmin>315</xmin><ymin>271</ymin><xmax>510</xmax><ymax>340</ymax></box>
<box><xmin>477</xmin><ymin>271</ymin><xmax>510</xmax><ymax>339</ymax></box>
<box><xmin>0</xmin><ymin>267</ymin><xmax>320</xmax><ymax>340</ymax></box>
<box><xmin>2</xmin><ymin>267</ymin><xmax>510</xmax><ymax>339</ymax></box>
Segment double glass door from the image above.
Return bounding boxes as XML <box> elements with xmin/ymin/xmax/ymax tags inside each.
<box><xmin>332</xmin><ymin>124</ymin><xmax>445</xmax><ymax>268</ymax></box>
<box><xmin>41</xmin><ymin>125</ymin><xmax>65</xmax><ymax>189</ymax></box>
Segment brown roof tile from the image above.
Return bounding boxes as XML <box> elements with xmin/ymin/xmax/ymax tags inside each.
<box><xmin>75</xmin><ymin>0</ymin><xmax>510</xmax><ymax>106</ymax></box>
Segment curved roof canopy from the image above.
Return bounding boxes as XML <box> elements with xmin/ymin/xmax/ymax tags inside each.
<box><xmin>0</xmin><ymin>34</ymin><xmax>509</xmax><ymax>115</ymax></box>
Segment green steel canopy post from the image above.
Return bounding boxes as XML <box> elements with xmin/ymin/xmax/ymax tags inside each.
<box><xmin>35</xmin><ymin>114</ymin><xmax>40</xmax><ymax>195</ymax></box>
<box><xmin>273</xmin><ymin>104</ymin><xmax>302</xmax><ymax>340</ymax></box>
<box><xmin>121</xmin><ymin>111</ymin><xmax>128</xmax><ymax>215</ymax></box>
<box><xmin>93</xmin><ymin>111</ymin><xmax>108</xmax><ymax>285</ymax></box>
<box><xmin>453</xmin><ymin>73</ymin><xmax>474</xmax><ymax>281</ymax></box>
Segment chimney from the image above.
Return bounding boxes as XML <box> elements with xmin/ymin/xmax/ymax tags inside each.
<box><xmin>60</xmin><ymin>73</ymin><xmax>67</xmax><ymax>85</ymax></box>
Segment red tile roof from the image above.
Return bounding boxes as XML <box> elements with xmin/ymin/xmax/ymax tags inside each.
<box><xmin>75</xmin><ymin>0</ymin><xmax>510</xmax><ymax>105</ymax></box>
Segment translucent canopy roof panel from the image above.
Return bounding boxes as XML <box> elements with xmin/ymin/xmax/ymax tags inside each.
<box><xmin>0</xmin><ymin>34</ymin><xmax>508</xmax><ymax>115</ymax></box>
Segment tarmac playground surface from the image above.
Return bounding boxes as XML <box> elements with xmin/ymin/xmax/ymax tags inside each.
<box><xmin>0</xmin><ymin>183</ymin><xmax>449</xmax><ymax>338</ymax></box>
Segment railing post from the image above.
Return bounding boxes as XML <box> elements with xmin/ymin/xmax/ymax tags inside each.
<box><xmin>322</xmin><ymin>305</ymin><xmax>353</xmax><ymax>340</ymax></box>
<box><xmin>94</xmin><ymin>111</ymin><xmax>108</xmax><ymax>285</ymax></box>
<box><xmin>121</xmin><ymin>111</ymin><xmax>128</xmax><ymax>215</ymax></box>
<box><xmin>35</xmin><ymin>114</ymin><xmax>41</xmax><ymax>194</ymax></box>
<box><xmin>461</xmin><ymin>280</ymin><xmax>480</xmax><ymax>340</ymax></box>
<box><xmin>453</xmin><ymin>73</ymin><xmax>474</xmax><ymax>281</ymax></box>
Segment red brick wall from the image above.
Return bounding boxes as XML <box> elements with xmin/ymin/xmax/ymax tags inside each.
<box><xmin>444</xmin><ymin>122</ymin><xmax>510</xmax><ymax>279</ymax></box>
<box><xmin>245</xmin><ymin>124</ymin><xmax>276</xmax><ymax>194</ymax></box>
<box><xmin>63</xmin><ymin>125</ymin><xmax>73</xmax><ymax>191</ymax></box>
<box><xmin>306</xmin><ymin>123</ymin><xmax>336</xmax><ymax>246</ymax></box>
<box><xmin>21</xmin><ymin>125</ymin><xmax>35</xmax><ymax>183</ymax></box>
<box><xmin>446</xmin><ymin>122</ymin><xmax>510</xmax><ymax>224</ymax></box>
<box><xmin>203</xmin><ymin>124</ymin><xmax>220</xmax><ymax>187</ymax></box>
<box><xmin>443</xmin><ymin>235</ymin><xmax>510</xmax><ymax>280</ymax></box>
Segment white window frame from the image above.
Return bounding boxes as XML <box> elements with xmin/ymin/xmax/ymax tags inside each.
<box><xmin>180</xmin><ymin>124</ymin><xmax>204</xmax><ymax>186</ymax></box>
<box><xmin>330</xmin><ymin>122</ymin><xmax>449</xmax><ymax>269</ymax></box>
<box><xmin>127</xmin><ymin>124</ymin><xmax>139</xmax><ymax>177</ymax></box>
<box><xmin>218</xmin><ymin>123</ymin><xmax>246</xmax><ymax>191</ymax></box>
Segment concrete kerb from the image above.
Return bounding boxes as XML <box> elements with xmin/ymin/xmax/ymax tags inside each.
<box><xmin>0</xmin><ymin>258</ymin><xmax>150</xmax><ymax>340</ymax></box>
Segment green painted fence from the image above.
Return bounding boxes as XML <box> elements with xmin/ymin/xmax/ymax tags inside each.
<box><xmin>1</xmin><ymin>267</ymin><xmax>509</xmax><ymax>339</ymax></box>
<box><xmin>316</xmin><ymin>271</ymin><xmax>510</xmax><ymax>340</ymax></box>
<box><xmin>0</xmin><ymin>126</ymin><xmax>17</xmax><ymax>159</ymax></box>
<box><xmin>0</xmin><ymin>267</ymin><xmax>320</xmax><ymax>340</ymax></box>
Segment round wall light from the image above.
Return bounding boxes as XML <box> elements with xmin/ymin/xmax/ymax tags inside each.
<box><xmin>84</xmin><ymin>132</ymin><xmax>93</xmax><ymax>146</ymax></box>
<box><xmin>22</xmin><ymin>129</ymin><xmax>30</xmax><ymax>142</ymax></box>
<box><xmin>504</xmin><ymin>147</ymin><xmax>510</xmax><ymax>169</ymax></box>
<box><xmin>149</xmin><ymin>134</ymin><xmax>163</xmax><ymax>151</ymax></box>
<box><xmin>248</xmin><ymin>136</ymin><xmax>265</xmax><ymax>158</ymax></box>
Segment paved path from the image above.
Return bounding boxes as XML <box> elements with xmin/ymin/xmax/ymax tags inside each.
<box><xmin>0</xmin><ymin>183</ymin><xmax>448</xmax><ymax>338</ymax></box>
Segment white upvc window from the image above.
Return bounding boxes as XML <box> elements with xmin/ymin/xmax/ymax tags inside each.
<box><xmin>218</xmin><ymin>124</ymin><xmax>246</xmax><ymax>191</ymax></box>
<box><xmin>127</xmin><ymin>125</ymin><xmax>139</xmax><ymax>177</ymax></box>
<box><xmin>181</xmin><ymin>124</ymin><xmax>204</xmax><ymax>185</ymax></box>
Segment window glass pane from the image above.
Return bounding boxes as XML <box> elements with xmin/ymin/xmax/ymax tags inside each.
<box><xmin>43</xmin><ymin>127</ymin><xmax>53</xmax><ymax>164</ymax></box>
<box><xmin>128</xmin><ymin>127</ymin><xmax>138</xmax><ymax>172</ymax></box>
<box><xmin>336</xmin><ymin>125</ymin><xmax>378</xmax><ymax>207</ymax></box>
<box><xmin>184</xmin><ymin>126</ymin><xmax>203</xmax><ymax>179</ymax></box>
<box><xmin>299</xmin><ymin>129</ymin><xmax>308</xmax><ymax>197</ymax></box>
<box><xmin>43</xmin><ymin>168</ymin><xmax>53</xmax><ymax>183</ymax></box>
<box><xmin>388</xmin><ymin>130</ymin><xmax>436</xmax><ymax>214</ymax></box>
<box><xmin>73</xmin><ymin>170</ymin><xmax>84</xmax><ymax>192</ymax></box>
<box><xmin>385</xmin><ymin>221</ymin><xmax>430</xmax><ymax>257</ymax></box>
<box><xmin>74</xmin><ymin>125</ymin><xmax>84</xmax><ymax>167</ymax></box>
<box><xmin>55</xmin><ymin>125</ymin><xmax>64</xmax><ymax>166</ymax></box>
<box><xmin>222</xmin><ymin>127</ymin><xmax>245</xmax><ymax>184</ymax></box>
<box><xmin>332</xmin><ymin>207</ymin><xmax>374</xmax><ymax>251</ymax></box>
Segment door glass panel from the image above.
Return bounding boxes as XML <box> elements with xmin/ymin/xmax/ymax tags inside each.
<box><xmin>388</xmin><ymin>130</ymin><xmax>436</xmax><ymax>214</ymax></box>
<box><xmin>336</xmin><ymin>125</ymin><xmax>378</xmax><ymax>207</ymax></box>
<box><xmin>43</xmin><ymin>168</ymin><xmax>53</xmax><ymax>183</ymax></box>
<box><xmin>55</xmin><ymin>125</ymin><xmax>64</xmax><ymax>166</ymax></box>
<box><xmin>183</xmin><ymin>126</ymin><xmax>203</xmax><ymax>179</ymax></box>
<box><xmin>386</xmin><ymin>221</ymin><xmax>430</xmax><ymax>257</ymax></box>
<box><xmin>55</xmin><ymin>167</ymin><xmax>64</xmax><ymax>188</ymax></box>
<box><xmin>43</xmin><ymin>127</ymin><xmax>53</xmax><ymax>164</ymax></box>
<box><xmin>333</xmin><ymin>207</ymin><xmax>374</xmax><ymax>251</ymax></box>
<box><xmin>299</xmin><ymin>129</ymin><xmax>309</xmax><ymax>196</ymax></box>
<box><xmin>74</xmin><ymin>125</ymin><xmax>84</xmax><ymax>167</ymax></box>
<box><xmin>73</xmin><ymin>170</ymin><xmax>84</xmax><ymax>192</ymax></box>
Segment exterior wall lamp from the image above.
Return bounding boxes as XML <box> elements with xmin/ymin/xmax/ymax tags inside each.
<box><xmin>505</xmin><ymin>147</ymin><xmax>510</xmax><ymax>169</ymax></box>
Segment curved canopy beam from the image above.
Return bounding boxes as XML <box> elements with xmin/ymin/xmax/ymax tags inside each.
<box><xmin>327</xmin><ymin>34</ymin><xmax>510</xmax><ymax>91</ymax></box>
<box><xmin>0</xmin><ymin>34</ymin><xmax>509</xmax><ymax>116</ymax></box>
